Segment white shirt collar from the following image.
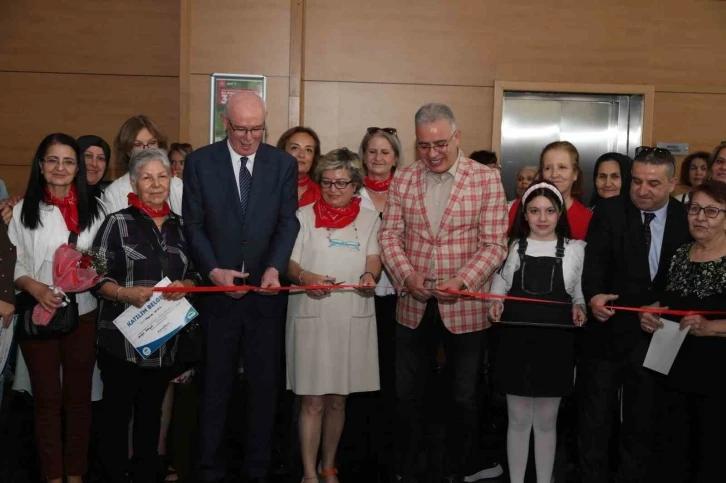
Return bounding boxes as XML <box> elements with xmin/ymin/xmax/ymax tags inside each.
<box><xmin>228</xmin><ymin>140</ymin><xmax>257</xmax><ymax>196</ymax></box>
<box><xmin>227</xmin><ymin>140</ymin><xmax>257</xmax><ymax>173</ymax></box>
<box><xmin>644</xmin><ymin>200</ymin><xmax>669</xmax><ymax>220</ymax></box>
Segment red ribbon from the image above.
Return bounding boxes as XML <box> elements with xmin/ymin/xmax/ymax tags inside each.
<box><xmin>150</xmin><ymin>284</ymin><xmax>726</xmax><ymax>317</ymax></box>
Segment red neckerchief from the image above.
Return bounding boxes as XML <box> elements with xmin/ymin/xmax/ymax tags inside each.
<box><xmin>363</xmin><ymin>172</ymin><xmax>393</xmax><ymax>192</ymax></box>
<box><xmin>313</xmin><ymin>196</ymin><xmax>361</xmax><ymax>229</ymax></box>
<box><xmin>127</xmin><ymin>192</ymin><xmax>170</xmax><ymax>218</ymax></box>
<box><xmin>298</xmin><ymin>176</ymin><xmax>322</xmax><ymax>207</ymax></box>
<box><xmin>44</xmin><ymin>184</ymin><xmax>79</xmax><ymax>234</ymax></box>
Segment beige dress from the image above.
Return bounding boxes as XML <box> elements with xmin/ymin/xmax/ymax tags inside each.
<box><xmin>286</xmin><ymin>203</ymin><xmax>381</xmax><ymax>396</ymax></box>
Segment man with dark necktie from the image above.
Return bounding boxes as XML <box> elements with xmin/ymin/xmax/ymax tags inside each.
<box><xmin>183</xmin><ymin>92</ymin><xmax>299</xmax><ymax>483</ymax></box>
<box><xmin>578</xmin><ymin>147</ymin><xmax>691</xmax><ymax>483</ymax></box>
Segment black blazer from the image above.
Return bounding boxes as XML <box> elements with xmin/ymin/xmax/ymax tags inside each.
<box><xmin>182</xmin><ymin>140</ymin><xmax>300</xmax><ymax>315</ymax></box>
<box><xmin>582</xmin><ymin>194</ymin><xmax>691</xmax><ymax>358</ymax></box>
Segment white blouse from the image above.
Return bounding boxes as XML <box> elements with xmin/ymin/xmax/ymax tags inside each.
<box><xmin>8</xmin><ymin>199</ymin><xmax>107</xmax><ymax>315</ymax></box>
<box><xmin>490</xmin><ymin>238</ymin><xmax>586</xmax><ymax>307</ymax></box>
<box><xmin>359</xmin><ymin>188</ymin><xmax>395</xmax><ymax>297</ymax></box>
<box><xmin>102</xmin><ymin>172</ymin><xmax>183</xmax><ymax>215</ymax></box>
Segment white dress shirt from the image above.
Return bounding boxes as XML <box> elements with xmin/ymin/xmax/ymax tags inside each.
<box><xmin>643</xmin><ymin>201</ymin><xmax>669</xmax><ymax>281</ymax></box>
<box><xmin>227</xmin><ymin>140</ymin><xmax>257</xmax><ymax>198</ymax></box>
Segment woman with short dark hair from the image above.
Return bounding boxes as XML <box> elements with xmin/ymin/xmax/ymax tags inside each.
<box><xmin>676</xmin><ymin>151</ymin><xmax>709</xmax><ymax>203</ymax></box>
<box><xmin>640</xmin><ymin>180</ymin><xmax>726</xmax><ymax>481</ymax></box>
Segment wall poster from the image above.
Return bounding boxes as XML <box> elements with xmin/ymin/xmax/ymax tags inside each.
<box><xmin>210</xmin><ymin>73</ymin><xmax>266</xmax><ymax>143</ymax></box>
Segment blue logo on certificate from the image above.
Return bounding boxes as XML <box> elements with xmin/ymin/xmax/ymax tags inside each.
<box><xmin>112</xmin><ymin>278</ymin><xmax>200</xmax><ymax>359</ymax></box>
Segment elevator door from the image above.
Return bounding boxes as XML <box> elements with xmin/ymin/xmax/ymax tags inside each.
<box><xmin>500</xmin><ymin>92</ymin><xmax>644</xmax><ymax>203</ymax></box>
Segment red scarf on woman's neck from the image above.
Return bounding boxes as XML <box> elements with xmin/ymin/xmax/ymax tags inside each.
<box><xmin>127</xmin><ymin>192</ymin><xmax>170</xmax><ymax>218</ymax></box>
<box><xmin>44</xmin><ymin>184</ymin><xmax>79</xmax><ymax>234</ymax></box>
<box><xmin>363</xmin><ymin>172</ymin><xmax>393</xmax><ymax>192</ymax></box>
<box><xmin>298</xmin><ymin>175</ymin><xmax>322</xmax><ymax>208</ymax></box>
<box><xmin>313</xmin><ymin>196</ymin><xmax>361</xmax><ymax>229</ymax></box>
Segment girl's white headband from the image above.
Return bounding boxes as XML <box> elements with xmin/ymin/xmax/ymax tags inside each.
<box><xmin>521</xmin><ymin>182</ymin><xmax>564</xmax><ymax>207</ymax></box>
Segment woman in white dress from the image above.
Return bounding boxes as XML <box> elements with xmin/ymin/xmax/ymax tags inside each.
<box><xmin>286</xmin><ymin>148</ymin><xmax>382</xmax><ymax>483</ymax></box>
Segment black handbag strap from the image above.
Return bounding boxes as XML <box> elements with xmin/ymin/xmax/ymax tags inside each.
<box><xmin>66</xmin><ymin>231</ymin><xmax>79</xmax><ymax>303</ymax></box>
<box><xmin>130</xmin><ymin>210</ymin><xmax>170</xmax><ymax>278</ymax></box>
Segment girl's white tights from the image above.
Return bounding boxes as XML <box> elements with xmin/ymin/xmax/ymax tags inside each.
<box><xmin>506</xmin><ymin>394</ymin><xmax>561</xmax><ymax>483</ymax></box>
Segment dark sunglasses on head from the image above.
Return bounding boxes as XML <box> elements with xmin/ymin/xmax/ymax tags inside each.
<box><xmin>367</xmin><ymin>127</ymin><xmax>398</xmax><ymax>136</ymax></box>
<box><xmin>635</xmin><ymin>146</ymin><xmax>673</xmax><ymax>160</ymax></box>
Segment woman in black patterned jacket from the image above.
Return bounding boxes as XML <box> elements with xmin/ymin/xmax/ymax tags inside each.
<box><xmin>91</xmin><ymin>148</ymin><xmax>200</xmax><ymax>483</ymax></box>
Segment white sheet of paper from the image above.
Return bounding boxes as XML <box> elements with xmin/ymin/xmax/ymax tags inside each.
<box><xmin>643</xmin><ymin>317</ymin><xmax>690</xmax><ymax>375</ymax></box>
<box><xmin>112</xmin><ymin>278</ymin><xmax>198</xmax><ymax>359</ymax></box>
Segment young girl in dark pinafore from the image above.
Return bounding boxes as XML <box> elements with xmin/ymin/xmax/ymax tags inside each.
<box><xmin>489</xmin><ymin>180</ymin><xmax>587</xmax><ymax>483</ymax></box>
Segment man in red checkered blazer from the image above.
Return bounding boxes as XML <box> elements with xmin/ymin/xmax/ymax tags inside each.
<box><xmin>379</xmin><ymin>103</ymin><xmax>508</xmax><ymax>482</ymax></box>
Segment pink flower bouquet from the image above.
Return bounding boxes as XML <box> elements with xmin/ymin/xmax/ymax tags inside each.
<box><xmin>32</xmin><ymin>243</ymin><xmax>106</xmax><ymax>326</ymax></box>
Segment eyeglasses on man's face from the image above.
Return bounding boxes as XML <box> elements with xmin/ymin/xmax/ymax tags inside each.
<box><xmin>320</xmin><ymin>179</ymin><xmax>354</xmax><ymax>189</ymax></box>
<box><xmin>416</xmin><ymin>131</ymin><xmax>457</xmax><ymax>153</ymax></box>
<box><xmin>225</xmin><ymin>117</ymin><xmax>266</xmax><ymax>136</ymax></box>
<box><xmin>687</xmin><ymin>203</ymin><xmax>726</xmax><ymax>218</ymax></box>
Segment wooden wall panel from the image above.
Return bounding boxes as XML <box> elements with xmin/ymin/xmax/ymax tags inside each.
<box><xmin>189</xmin><ymin>74</ymin><xmax>212</xmax><ymax>150</ymax></box>
<box><xmin>2</xmin><ymin>166</ymin><xmax>33</xmax><ymax>200</ymax></box>
<box><xmin>653</xmin><ymin>92</ymin><xmax>726</xmax><ymax>183</ymax></box>
<box><xmin>0</xmin><ymin>0</ymin><xmax>179</xmax><ymax>76</ymax></box>
<box><xmin>190</xmin><ymin>0</ymin><xmax>290</xmax><ymax>76</ymax></box>
<box><xmin>304</xmin><ymin>81</ymin><xmax>494</xmax><ymax>164</ymax></box>
<box><xmin>305</xmin><ymin>0</ymin><xmax>497</xmax><ymax>86</ymax></box>
<box><xmin>305</xmin><ymin>0</ymin><xmax>726</xmax><ymax>90</ymax></box>
<box><xmin>189</xmin><ymin>74</ymin><xmax>290</xmax><ymax>150</ymax></box>
<box><xmin>0</xmin><ymin>72</ymin><xmax>179</xmax><ymax>175</ymax></box>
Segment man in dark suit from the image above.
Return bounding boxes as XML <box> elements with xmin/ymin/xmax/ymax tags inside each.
<box><xmin>577</xmin><ymin>147</ymin><xmax>691</xmax><ymax>483</ymax></box>
<box><xmin>183</xmin><ymin>92</ymin><xmax>299</xmax><ymax>483</ymax></box>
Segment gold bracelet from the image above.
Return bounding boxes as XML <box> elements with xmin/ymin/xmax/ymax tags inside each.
<box><xmin>115</xmin><ymin>286</ymin><xmax>124</xmax><ymax>301</ymax></box>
